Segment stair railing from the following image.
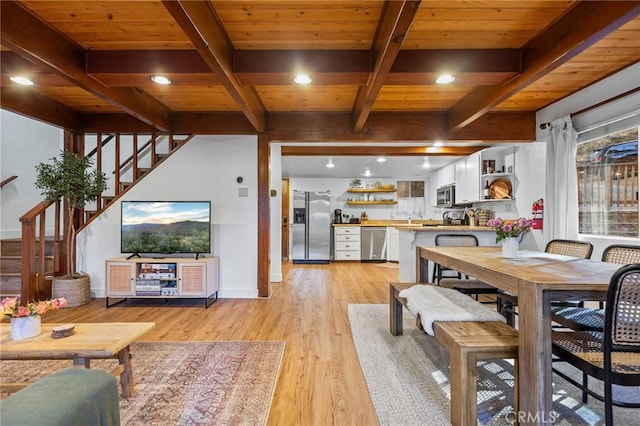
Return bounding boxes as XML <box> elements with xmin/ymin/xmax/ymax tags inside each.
<box><xmin>19</xmin><ymin>199</ymin><xmax>64</xmax><ymax>302</ymax></box>
<box><xmin>0</xmin><ymin>175</ymin><xmax>18</xmax><ymax>189</ymax></box>
<box><xmin>18</xmin><ymin>131</ymin><xmax>192</xmax><ymax>302</ymax></box>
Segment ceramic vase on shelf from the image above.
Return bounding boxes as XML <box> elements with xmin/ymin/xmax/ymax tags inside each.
<box><xmin>10</xmin><ymin>315</ymin><xmax>42</xmax><ymax>340</ymax></box>
<box><xmin>501</xmin><ymin>237</ymin><xmax>519</xmax><ymax>258</ymax></box>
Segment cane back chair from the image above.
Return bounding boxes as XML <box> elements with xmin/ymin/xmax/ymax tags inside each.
<box><xmin>498</xmin><ymin>239</ymin><xmax>594</xmax><ymax>326</ymax></box>
<box><xmin>551</xmin><ymin>263</ymin><xmax>640</xmax><ymax>425</ymax></box>
<box><xmin>552</xmin><ymin>244</ymin><xmax>640</xmax><ymax>332</ymax></box>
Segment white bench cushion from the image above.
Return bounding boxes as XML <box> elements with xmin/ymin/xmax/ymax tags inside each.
<box><xmin>398</xmin><ymin>284</ymin><xmax>505</xmax><ymax>335</ymax></box>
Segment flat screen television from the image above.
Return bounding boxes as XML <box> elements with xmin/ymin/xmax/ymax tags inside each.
<box><xmin>121</xmin><ymin>201</ymin><xmax>211</xmax><ymax>258</ymax></box>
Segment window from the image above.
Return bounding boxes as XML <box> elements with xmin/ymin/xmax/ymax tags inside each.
<box><xmin>576</xmin><ymin>127</ymin><xmax>638</xmax><ymax>237</ymax></box>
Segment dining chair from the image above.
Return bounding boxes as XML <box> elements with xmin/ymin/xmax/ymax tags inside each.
<box><xmin>551</xmin><ymin>263</ymin><xmax>640</xmax><ymax>425</ymax></box>
<box><xmin>551</xmin><ymin>244</ymin><xmax>640</xmax><ymax>332</ymax></box>
<box><xmin>432</xmin><ymin>234</ymin><xmax>478</xmax><ymax>284</ymax></box>
<box><xmin>497</xmin><ymin>239</ymin><xmax>594</xmax><ymax>326</ymax></box>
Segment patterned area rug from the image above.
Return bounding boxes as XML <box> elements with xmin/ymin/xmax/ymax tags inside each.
<box><xmin>1</xmin><ymin>341</ymin><xmax>285</xmax><ymax>425</ymax></box>
<box><xmin>349</xmin><ymin>304</ymin><xmax>639</xmax><ymax>426</ymax></box>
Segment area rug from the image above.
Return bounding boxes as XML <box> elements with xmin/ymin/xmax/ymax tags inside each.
<box><xmin>349</xmin><ymin>304</ymin><xmax>639</xmax><ymax>426</ymax></box>
<box><xmin>1</xmin><ymin>341</ymin><xmax>285</xmax><ymax>425</ymax></box>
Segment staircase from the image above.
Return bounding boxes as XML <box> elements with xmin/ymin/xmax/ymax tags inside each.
<box><xmin>0</xmin><ymin>238</ymin><xmax>56</xmax><ymax>300</ymax></box>
<box><xmin>14</xmin><ymin>132</ymin><xmax>192</xmax><ymax>303</ymax></box>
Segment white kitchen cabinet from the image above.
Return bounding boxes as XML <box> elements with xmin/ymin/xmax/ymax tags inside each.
<box><xmin>334</xmin><ymin>226</ymin><xmax>361</xmax><ymax>261</ymax></box>
<box><xmin>478</xmin><ymin>145</ymin><xmax>516</xmax><ymax>203</ymax></box>
<box><xmin>454</xmin><ymin>152</ymin><xmax>480</xmax><ymax>204</ymax></box>
<box><xmin>386</xmin><ymin>227</ymin><xmax>399</xmax><ymax>262</ymax></box>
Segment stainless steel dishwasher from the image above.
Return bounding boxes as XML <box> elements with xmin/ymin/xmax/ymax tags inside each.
<box><xmin>361</xmin><ymin>227</ymin><xmax>387</xmax><ymax>262</ymax></box>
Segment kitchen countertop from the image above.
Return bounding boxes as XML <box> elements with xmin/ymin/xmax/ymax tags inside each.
<box><xmin>333</xmin><ymin>222</ymin><xmax>493</xmax><ymax>231</ymax></box>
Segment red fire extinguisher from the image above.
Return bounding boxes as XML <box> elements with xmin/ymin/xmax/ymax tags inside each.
<box><xmin>531</xmin><ymin>198</ymin><xmax>543</xmax><ymax>230</ymax></box>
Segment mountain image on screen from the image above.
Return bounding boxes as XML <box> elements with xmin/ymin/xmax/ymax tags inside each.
<box><xmin>121</xmin><ymin>201</ymin><xmax>211</xmax><ymax>254</ymax></box>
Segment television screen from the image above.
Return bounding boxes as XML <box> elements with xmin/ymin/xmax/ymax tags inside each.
<box><xmin>121</xmin><ymin>201</ymin><xmax>211</xmax><ymax>255</ymax></box>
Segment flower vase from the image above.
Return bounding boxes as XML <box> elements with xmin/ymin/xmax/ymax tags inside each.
<box><xmin>11</xmin><ymin>315</ymin><xmax>42</xmax><ymax>340</ymax></box>
<box><xmin>501</xmin><ymin>237</ymin><xmax>519</xmax><ymax>258</ymax></box>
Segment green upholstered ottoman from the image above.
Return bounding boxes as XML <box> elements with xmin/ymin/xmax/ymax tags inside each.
<box><xmin>0</xmin><ymin>368</ymin><xmax>120</xmax><ymax>426</ymax></box>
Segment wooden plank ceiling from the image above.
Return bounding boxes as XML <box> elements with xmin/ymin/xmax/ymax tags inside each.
<box><xmin>1</xmin><ymin>0</ymin><xmax>639</xmax><ymax>157</ymax></box>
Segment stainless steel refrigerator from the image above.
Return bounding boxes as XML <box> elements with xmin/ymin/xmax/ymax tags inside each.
<box><xmin>291</xmin><ymin>190</ymin><xmax>331</xmax><ymax>263</ymax></box>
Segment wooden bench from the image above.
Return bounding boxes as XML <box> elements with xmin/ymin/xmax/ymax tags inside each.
<box><xmin>390</xmin><ymin>283</ymin><xmax>519</xmax><ymax>426</ymax></box>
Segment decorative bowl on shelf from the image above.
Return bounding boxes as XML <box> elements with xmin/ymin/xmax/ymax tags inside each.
<box><xmin>381</xmin><ymin>184</ymin><xmax>394</xmax><ymax>189</ymax></box>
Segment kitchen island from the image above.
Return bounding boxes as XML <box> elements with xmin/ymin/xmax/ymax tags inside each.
<box><xmin>397</xmin><ymin>226</ymin><xmax>498</xmax><ymax>282</ymax></box>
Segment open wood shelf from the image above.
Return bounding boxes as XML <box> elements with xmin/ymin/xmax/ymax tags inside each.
<box><xmin>346</xmin><ymin>200</ymin><xmax>398</xmax><ymax>205</ymax></box>
<box><xmin>347</xmin><ymin>188</ymin><xmax>396</xmax><ymax>193</ymax></box>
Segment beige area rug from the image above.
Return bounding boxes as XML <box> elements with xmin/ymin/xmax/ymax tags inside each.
<box><xmin>349</xmin><ymin>304</ymin><xmax>639</xmax><ymax>426</ymax></box>
<box><xmin>1</xmin><ymin>341</ymin><xmax>285</xmax><ymax>426</ymax></box>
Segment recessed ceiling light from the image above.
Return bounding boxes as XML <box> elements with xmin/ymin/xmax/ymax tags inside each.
<box><xmin>150</xmin><ymin>75</ymin><xmax>172</xmax><ymax>85</ymax></box>
<box><xmin>364</xmin><ymin>168</ymin><xmax>372</xmax><ymax>177</ymax></box>
<box><xmin>377</xmin><ymin>157</ymin><xmax>386</xmax><ymax>162</ymax></box>
<box><xmin>422</xmin><ymin>160</ymin><xmax>431</xmax><ymax>168</ymax></box>
<box><xmin>10</xmin><ymin>76</ymin><xmax>34</xmax><ymax>86</ymax></box>
<box><xmin>435</xmin><ymin>74</ymin><xmax>455</xmax><ymax>84</ymax></box>
<box><xmin>326</xmin><ymin>157</ymin><xmax>335</xmax><ymax>168</ymax></box>
<box><xmin>433</xmin><ymin>140</ymin><xmax>444</xmax><ymax>147</ymax></box>
<box><xmin>294</xmin><ymin>74</ymin><xmax>312</xmax><ymax>85</ymax></box>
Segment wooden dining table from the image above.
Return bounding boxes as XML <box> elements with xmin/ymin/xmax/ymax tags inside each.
<box><xmin>415</xmin><ymin>246</ymin><xmax>620</xmax><ymax>425</ymax></box>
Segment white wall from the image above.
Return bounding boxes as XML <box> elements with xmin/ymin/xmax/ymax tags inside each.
<box><xmin>77</xmin><ymin>135</ymin><xmax>259</xmax><ymax>298</ymax></box>
<box><xmin>0</xmin><ymin>110</ymin><xmax>62</xmax><ymax>239</ymax></box>
<box><xmin>289</xmin><ymin>177</ymin><xmax>429</xmax><ymax>222</ymax></box>
<box><xmin>535</xmin><ymin>62</ymin><xmax>640</xmax><ymax>260</ymax></box>
<box><xmin>269</xmin><ymin>145</ymin><xmax>282</xmax><ymax>282</ymax></box>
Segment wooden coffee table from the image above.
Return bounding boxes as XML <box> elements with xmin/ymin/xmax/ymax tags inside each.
<box><xmin>0</xmin><ymin>322</ymin><xmax>155</xmax><ymax>397</ymax></box>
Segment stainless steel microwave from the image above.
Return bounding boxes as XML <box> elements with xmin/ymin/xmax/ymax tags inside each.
<box><xmin>436</xmin><ymin>184</ymin><xmax>455</xmax><ymax>207</ymax></box>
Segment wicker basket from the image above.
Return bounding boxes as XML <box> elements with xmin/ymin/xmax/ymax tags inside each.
<box><xmin>51</xmin><ymin>274</ymin><xmax>91</xmax><ymax>307</ymax></box>
<box><xmin>476</xmin><ymin>209</ymin><xmax>491</xmax><ymax>226</ymax></box>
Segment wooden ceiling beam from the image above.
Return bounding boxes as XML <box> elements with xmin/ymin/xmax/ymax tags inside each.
<box><xmin>86</xmin><ymin>50</ymin><xmax>211</xmax><ymax>74</ymax></box>
<box><xmin>0</xmin><ymin>87</ymin><xmax>80</xmax><ymax>130</ymax></box>
<box><xmin>352</xmin><ymin>0</ymin><xmax>421</xmax><ymax>132</ymax></box>
<box><xmin>172</xmin><ymin>112</ymin><xmax>258</xmax><ymax>135</ymax></box>
<box><xmin>163</xmin><ymin>0</ymin><xmax>266</xmax><ymax>132</ymax></box>
<box><xmin>81</xmin><ymin>114</ymin><xmax>156</xmax><ymax>134</ymax></box>
<box><xmin>78</xmin><ymin>110</ymin><xmax>534</xmax><ymax>142</ymax></box>
<box><xmin>79</xmin><ymin>49</ymin><xmax>520</xmax><ymax>86</ymax></box>
<box><xmin>281</xmin><ymin>146</ymin><xmax>484</xmax><ymax>157</ymax></box>
<box><xmin>234</xmin><ymin>50</ymin><xmax>371</xmax><ymax>86</ymax></box>
<box><xmin>82</xmin><ymin>112</ymin><xmax>256</xmax><ymax>135</ymax></box>
<box><xmin>0</xmin><ymin>1</ymin><xmax>173</xmax><ymax>132</ymax></box>
<box><xmin>446</xmin><ymin>0</ymin><xmax>640</xmax><ymax>132</ymax></box>
<box><xmin>268</xmin><ymin>111</ymin><xmax>534</xmax><ymax>143</ymax></box>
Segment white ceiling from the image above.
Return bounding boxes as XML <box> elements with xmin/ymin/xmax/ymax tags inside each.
<box><xmin>281</xmin><ymin>155</ymin><xmax>460</xmax><ymax>179</ymax></box>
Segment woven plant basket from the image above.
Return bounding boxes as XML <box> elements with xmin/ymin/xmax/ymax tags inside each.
<box><xmin>51</xmin><ymin>274</ymin><xmax>91</xmax><ymax>307</ymax></box>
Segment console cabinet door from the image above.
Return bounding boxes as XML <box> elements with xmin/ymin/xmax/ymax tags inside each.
<box><xmin>106</xmin><ymin>262</ymin><xmax>135</xmax><ymax>296</ymax></box>
<box><xmin>178</xmin><ymin>263</ymin><xmax>206</xmax><ymax>296</ymax></box>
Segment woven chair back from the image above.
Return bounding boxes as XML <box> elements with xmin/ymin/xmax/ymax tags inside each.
<box><xmin>607</xmin><ymin>265</ymin><xmax>640</xmax><ymax>348</ymax></box>
<box><xmin>602</xmin><ymin>244</ymin><xmax>640</xmax><ymax>265</ymax></box>
<box><xmin>545</xmin><ymin>239</ymin><xmax>593</xmax><ymax>259</ymax></box>
<box><xmin>435</xmin><ymin>234</ymin><xmax>478</xmax><ymax>247</ymax></box>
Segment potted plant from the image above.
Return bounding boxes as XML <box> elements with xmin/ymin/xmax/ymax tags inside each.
<box><xmin>34</xmin><ymin>151</ymin><xmax>108</xmax><ymax>306</ymax></box>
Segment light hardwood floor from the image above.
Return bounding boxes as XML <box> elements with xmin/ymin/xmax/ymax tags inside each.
<box><xmin>42</xmin><ymin>261</ymin><xmax>399</xmax><ymax>425</ymax></box>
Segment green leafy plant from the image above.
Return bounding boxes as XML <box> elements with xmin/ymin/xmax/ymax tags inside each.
<box><xmin>35</xmin><ymin>151</ymin><xmax>108</xmax><ymax>277</ymax></box>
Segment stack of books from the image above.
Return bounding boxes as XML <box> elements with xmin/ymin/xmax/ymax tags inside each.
<box><xmin>136</xmin><ymin>279</ymin><xmax>162</xmax><ymax>296</ymax></box>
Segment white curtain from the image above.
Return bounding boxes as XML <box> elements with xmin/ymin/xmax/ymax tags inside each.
<box><xmin>544</xmin><ymin>115</ymin><xmax>579</xmax><ymax>241</ymax></box>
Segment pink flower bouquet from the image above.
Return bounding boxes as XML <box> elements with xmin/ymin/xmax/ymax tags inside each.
<box><xmin>486</xmin><ymin>217</ymin><xmax>533</xmax><ymax>243</ymax></box>
<box><xmin>1</xmin><ymin>296</ymin><xmax>67</xmax><ymax>319</ymax></box>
